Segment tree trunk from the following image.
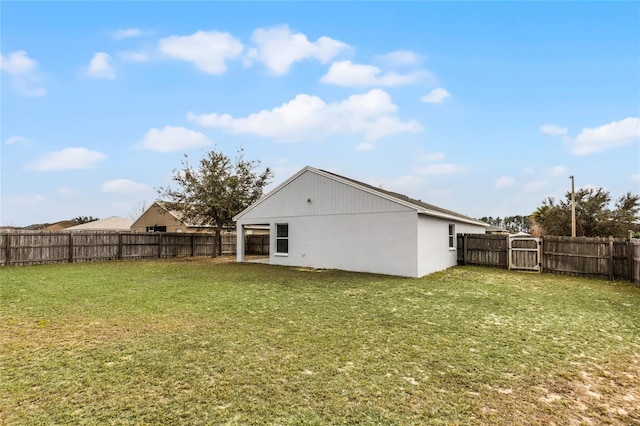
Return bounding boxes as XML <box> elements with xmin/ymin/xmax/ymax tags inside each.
<box><xmin>214</xmin><ymin>226</ymin><xmax>221</xmax><ymax>258</ymax></box>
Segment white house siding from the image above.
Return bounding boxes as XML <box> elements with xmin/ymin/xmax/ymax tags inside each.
<box><xmin>239</xmin><ymin>210</ymin><xmax>418</xmax><ymax>277</ymax></box>
<box><xmin>236</xmin><ymin>166</ymin><xmax>488</xmax><ymax>278</ymax></box>
<box><xmin>239</xmin><ymin>169</ymin><xmax>414</xmax><ymax>220</ymax></box>
<box><xmin>416</xmin><ymin>215</ymin><xmax>486</xmax><ymax>276</ymax></box>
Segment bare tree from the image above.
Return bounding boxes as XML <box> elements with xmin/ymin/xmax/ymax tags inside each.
<box><xmin>129</xmin><ymin>201</ymin><xmax>148</xmax><ymax>221</ymax></box>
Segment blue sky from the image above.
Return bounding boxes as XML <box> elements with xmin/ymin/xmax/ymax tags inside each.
<box><xmin>2</xmin><ymin>2</ymin><xmax>639</xmax><ymax>227</ymax></box>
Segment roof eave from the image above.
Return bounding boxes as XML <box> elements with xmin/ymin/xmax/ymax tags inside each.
<box><xmin>418</xmin><ymin>210</ymin><xmax>488</xmax><ymax>226</ymax></box>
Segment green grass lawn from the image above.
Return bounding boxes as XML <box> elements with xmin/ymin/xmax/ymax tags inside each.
<box><xmin>1</xmin><ymin>258</ymin><xmax>639</xmax><ymax>425</ymax></box>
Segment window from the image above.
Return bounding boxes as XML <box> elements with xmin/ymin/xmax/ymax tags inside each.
<box><xmin>275</xmin><ymin>223</ymin><xmax>289</xmax><ymax>255</ymax></box>
<box><xmin>448</xmin><ymin>224</ymin><xmax>455</xmax><ymax>249</ymax></box>
<box><xmin>146</xmin><ymin>225</ymin><xmax>167</xmax><ymax>233</ymax></box>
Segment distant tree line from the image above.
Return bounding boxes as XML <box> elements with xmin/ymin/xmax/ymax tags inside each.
<box><xmin>479</xmin><ymin>215</ymin><xmax>531</xmax><ymax>233</ymax></box>
<box><xmin>531</xmin><ymin>188</ymin><xmax>639</xmax><ymax>238</ymax></box>
<box><xmin>73</xmin><ymin>216</ymin><xmax>99</xmax><ymax>224</ymax></box>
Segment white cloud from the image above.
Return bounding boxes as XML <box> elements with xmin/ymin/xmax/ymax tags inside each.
<box><xmin>136</xmin><ymin>126</ymin><xmax>212</xmax><ymax>152</ymax></box>
<box><xmin>379</xmin><ymin>50</ymin><xmax>420</xmax><ymax>67</ymax></box>
<box><xmin>523</xmin><ymin>180</ymin><xmax>546</xmax><ymax>193</ymax></box>
<box><xmin>632</xmin><ymin>174</ymin><xmax>640</xmax><ymax>181</ymax></box>
<box><xmin>245</xmin><ymin>25</ymin><xmax>349</xmax><ymax>75</ymax></box>
<box><xmin>0</xmin><ymin>50</ymin><xmax>37</xmax><ymax>74</ymax></box>
<box><xmin>415</xmin><ymin>163</ymin><xmax>467</xmax><ymax>175</ymax></box>
<box><xmin>0</xmin><ymin>50</ymin><xmax>46</xmax><ymax>96</ymax></box>
<box><xmin>495</xmin><ymin>176</ymin><xmax>515</xmax><ymax>189</ymax></box>
<box><xmin>355</xmin><ymin>142</ymin><xmax>375</xmax><ymax>152</ymax></box>
<box><xmin>321</xmin><ymin>60</ymin><xmax>425</xmax><ymax>87</ymax></box>
<box><xmin>57</xmin><ymin>187</ymin><xmax>78</xmax><ymax>195</ymax></box>
<box><xmin>101</xmin><ymin>179</ymin><xmax>151</xmax><ymax>194</ymax></box>
<box><xmin>6</xmin><ymin>136</ymin><xmax>30</xmax><ymax>145</ymax></box>
<box><xmin>118</xmin><ymin>51</ymin><xmax>149</xmax><ymax>62</ymax></box>
<box><xmin>188</xmin><ymin>89</ymin><xmax>422</xmax><ymax>147</ymax></box>
<box><xmin>550</xmin><ymin>165</ymin><xmax>566</xmax><ymax>177</ymax></box>
<box><xmin>421</xmin><ymin>88</ymin><xmax>450</xmax><ymax>104</ymax></box>
<box><xmin>9</xmin><ymin>194</ymin><xmax>45</xmax><ymax>205</ymax></box>
<box><xmin>87</xmin><ymin>52</ymin><xmax>115</xmax><ymax>79</ymax></box>
<box><xmin>540</xmin><ymin>124</ymin><xmax>568</xmax><ymax>136</ymax></box>
<box><xmin>571</xmin><ymin>117</ymin><xmax>640</xmax><ymax>155</ymax></box>
<box><xmin>29</xmin><ymin>147</ymin><xmax>106</xmax><ymax>171</ymax></box>
<box><xmin>112</xmin><ymin>28</ymin><xmax>143</xmax><ymax>40</ymax></box>
<box><xmin>158</xmin><ymin>31</ymin><xmax>243</xmax><ymax>74</ymax></box>
<box><xmin>418</xmin><ymin>151</ymin><xmax>445</xmax><ymax>162</ymax></box>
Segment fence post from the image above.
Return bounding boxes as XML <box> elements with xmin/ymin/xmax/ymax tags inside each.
<box><xmin>117</xmin><ymin>233</ymin><xmax>123</xmax><ymax>260</ymax></box>
<box><xmin>628</xmin><ymin>238</ymin><xmax>633</xmax><ymax>283</ymax></box>
<box><xmin>539</xmin><ymin>237</ymin><xmax>544</xmax><ymax>274</ymax></box>
<box><xmin>506</xmin><ymin>234</ymin><xmax>511</xmax><ymax>270</ymax></box>
<box><xmin>158</xmin><ymin>233</ymin><xmax>163</xmax><ymax>258</ymax></box>
<box><xmin>608</xmin><ymin>237</ymin><xmax>614</xmax><ymax>281</ymax></box>
<box><xmin>5</xmin><ymin>232</ymin><xmax>11</xmax><ymax>266</ymax></box>
<box><xmin>68</xmin><ymin>233</ymin><xmax>74</xmax><ymax>263</ymax></box>
<box><xmin>191</xmin><ymin>234</ymin><xmax>195</xmax><ymax>257</ymax></box>
<box><xmin>463</xmin><ymin>234</ymin><xmax>468</xmax><ymax>265</ymax></box>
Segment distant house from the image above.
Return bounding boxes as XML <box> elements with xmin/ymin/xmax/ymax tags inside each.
<box><xmin>130</xmin><ymin>201</ymin><xmax>214</xmax><ymax>233</ymax></box>
<box><xmin>21</xmin><ymin>220</ymin><xmax>77</xmax><ymax>231</ymax></box>
<box><xmin>66</xmin><ymin>216</ymin><xmax>133</xmax><ymax>231</ymax></box>
<box><xmin>486</xmin><ymin>226</ymin><xmax>509</xmax><ymax>235</ymax></box>
<box><xmin>234</xmin><ymin>166</ymin><xmax>488</xmax><ymax>278</ymax></box>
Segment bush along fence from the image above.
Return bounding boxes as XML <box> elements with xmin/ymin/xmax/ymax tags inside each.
<box><xmin>0</xmin><ymin>231</ymin><xmax>269</xmax><ymax>266</ymax></box>
<box><xmin>457</xmin><ymin>234</ymin><xmax>640</xmax><ymax>284</ymax></box>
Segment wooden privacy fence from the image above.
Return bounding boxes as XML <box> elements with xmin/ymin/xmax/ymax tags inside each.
<box><xmin>0</xmin><ymin>231</ymin><xmax>269</xmax><ymax>266</ymax></box>
<box><xmin>458</xmin><ymin>234</ymin><xmax>640</xmax><ymax>283</ymax></box>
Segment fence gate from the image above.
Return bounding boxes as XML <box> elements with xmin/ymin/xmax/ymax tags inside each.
<box><xmin>508</xmin><ymin>237</ymin><xmax>541</xmax><ymax>272</ymax></box>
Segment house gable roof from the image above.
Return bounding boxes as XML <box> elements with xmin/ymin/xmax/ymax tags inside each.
<box><xmin>235</xmin><ymin>166</ymin><xmax>487</xmax><ymax>227</ymax></box>
<box><xmin>131</xmin><ymin>201</ymin><xmax>214</xmax><ymax>229</ymax></box>
<box><xmin>66</xmin><ymin>216</ymin><xmax>133</xmax><ymax>231</ymax></box>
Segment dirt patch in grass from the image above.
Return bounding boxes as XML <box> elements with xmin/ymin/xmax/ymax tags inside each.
<box><xmin>479</xmin><ymin>353</ymin><xmax>640</xmax><ymax>425</ymax></box>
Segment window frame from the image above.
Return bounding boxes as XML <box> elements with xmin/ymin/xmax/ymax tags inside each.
<box><xmin>448</xmin><ymin>224</ymin><xmax>456</xmax><ymax>250</ymax></box>
<box><xmin>275</xmin><ymin>223</ymin><xmax>289</xmax><ymax>256</ymax></box>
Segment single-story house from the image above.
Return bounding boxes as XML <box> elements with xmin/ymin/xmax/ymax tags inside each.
<box><xmin>486</xmin><ymin>225</ymin><xmax>509</xmax><ymax>235</ymax></box>
<box><xmin>131</xmin><ymin>201</ymin><xmax>268</xmax><ymax>235</ymax></box>
<box><xmin>131</xmin><ymin>201</ymin><xmax>215</xmax><ymax>233</ymax></box>
<box><xmin>234</xmin><ymin>166</ymin><xmax>488</xmax><ymax>278</ymax></box>
<box><xmin>66</xmin><ymin>216</ymin><xmax>133</xmax><ymax>231</ymax></box>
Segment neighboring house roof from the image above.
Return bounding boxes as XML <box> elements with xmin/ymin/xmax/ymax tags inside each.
<box><xmin>486</xmin><ymin>226</ymin><xmax>508</xmax><ymax>233</ymax></box>
<box><xmin>155</xmin><ymin>201</ymin><xmax>215</xmax><ymax>228</ymax></box>
<box><xmin>66</xmin><ymin>216</ymin><xmax>133</xmax><ymax>231</ymax></box>
<box><xmin>22</xmin><ymin>220</ymin><xmax>77</xmax><ymax>231</ymax></box>
<box><xmin>235</xmin><ymin>166</ymin><xmax>488</xmax><ymax>227</ymax></box>
<box><xmin>132</xmin><ymin>201</ymin><xmax>214</xmax><ymax>229</ymax></box>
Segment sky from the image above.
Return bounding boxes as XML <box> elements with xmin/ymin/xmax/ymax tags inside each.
<box><xmin>2</xmin><ymin>2</ymin><xmax>639</xmax><ymax>227</ymax></box>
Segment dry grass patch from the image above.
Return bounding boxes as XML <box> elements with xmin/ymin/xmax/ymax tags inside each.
<box><xmin>1</xmin><ymin>260</ymin><xmax>639</xmax><ymax>424</ymax></box>
<box><xmin>477</xmin><ymin>353</ymin><xmax>640</xmax><ymax>425</ymax></box>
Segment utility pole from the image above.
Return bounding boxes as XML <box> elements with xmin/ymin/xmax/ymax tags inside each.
<box><xmin>569</xmin><ymin>175</ymin><xmax>576</xmax><ymax>237</ymax></box>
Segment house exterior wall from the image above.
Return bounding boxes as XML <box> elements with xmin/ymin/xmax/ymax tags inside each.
<box><xmin>239</xmin><ymin>169</ymin><xmax>414</xmax><ymax>220</ymax></box>
<box><xmin>239</xmin><ymin>210</ymin><xmax>418</xmax><ymax>277</ymax></box>
<box><xmin>417</xmin><ymin>216</ymin><xmax>486</xmax><ymax>276</ymax></box>
<box><xmin>130</xmin><ymin>204</ymin><xmax>212</xmax><ymax>233</ymax></box>
<box><xmin>236</xmin><ymin>167</ymin><xmax>487</xmax><ymax>278</ymax></box>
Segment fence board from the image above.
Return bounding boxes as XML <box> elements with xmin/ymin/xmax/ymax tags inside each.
<box><xmin>0</xmin><ymin>231</ymin><xmax>222</xmax><ymax>266</ymax></box>
<box><xmin>246</xmin><ymin>235</ymin><xmax>269</xmax><ymax>255</ymax></box>
<box><xmin>0</xmin><ymin>231</ymin><xmax>273</xmax><ymax>266</ymax></box>
<box><xmin>458</xmin><ymin>234</ymin><xmax>637</xmax><ymax>283</ymax></box>
<box><xmin>458</xmin><ymin>234</ymin><xmax>508</xmax><ymax>268</ymax></box>
<box><xmin>633</xmin><ymin>241</ymin><xmax>640</xmax><ymax>285</ymax></box>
